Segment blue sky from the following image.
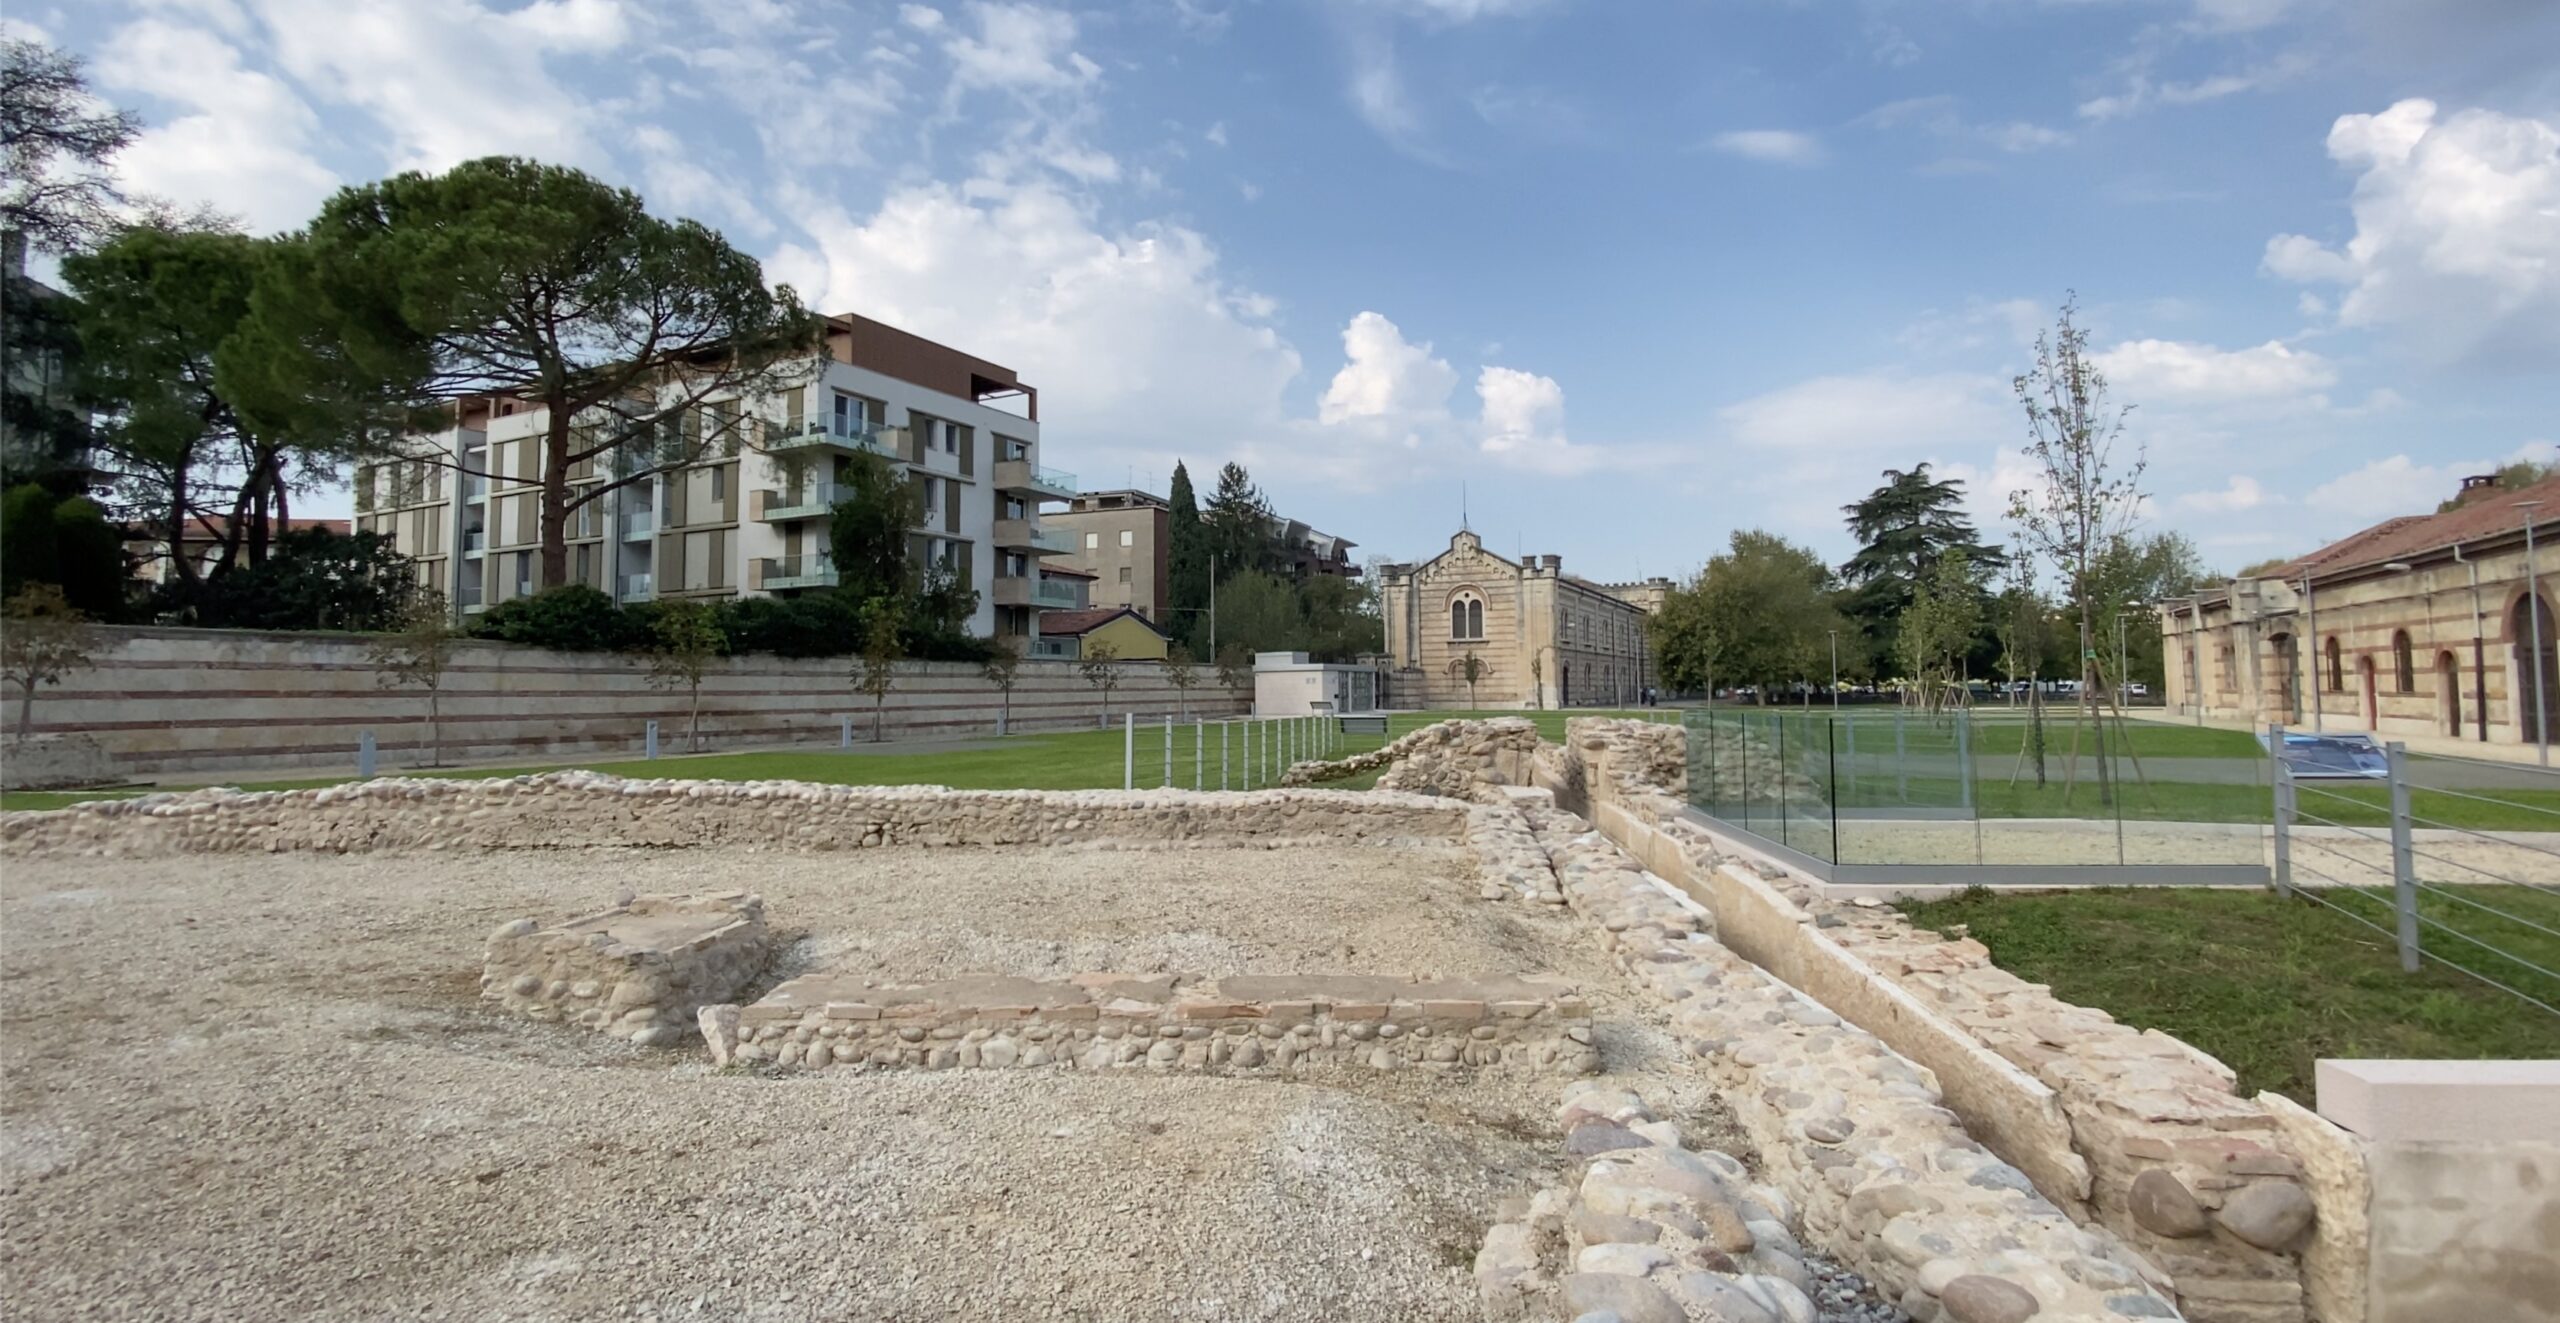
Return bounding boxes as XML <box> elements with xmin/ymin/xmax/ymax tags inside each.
<box><xmin>22</xmin><ymin>0</ymin><xmax>2560</xmax><ymax>580</ymax></box>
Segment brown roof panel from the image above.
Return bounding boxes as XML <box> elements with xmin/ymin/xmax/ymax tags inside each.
<box><xmin>2272</xmin><ymin>472</ymin><xmax>2560</xmax><ymax>581</ymax></box>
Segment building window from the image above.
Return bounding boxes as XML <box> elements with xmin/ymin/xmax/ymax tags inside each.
<box><xmin>710</xmin><ymin>466</ymin><xmax>727</xmax><ymax>501</ymax></box>
<box><xmin>1119</xmin><ymin>529</ymin><xmax>1134</xmax><ymax>547</ymax></box>
<box><xmin>1085</xmin><ymin>531</ymin><xmax>1099</xmax><ymax>550</ymax></box>
<box><xmin>2326</xmin><ymin>636</ymin><xmax>2343</xmax><ymax>692</ymax></box>
<box><xmin>1449</xmin><ymin>593</ymin><xmax>1484</xmax><ymax>640</ymax></box>
<box><xmin>1118</xmin><ymin>567</ymin><xmax>1132</xmax><ymax>583</ymax></box>
<box><xmin>2392</xmin><ymin>630</ymin><xmax>2415</xmax><ymax>693</ymax></box>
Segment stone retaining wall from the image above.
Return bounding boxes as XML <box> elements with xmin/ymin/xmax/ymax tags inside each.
<box><xmin>0</xmin><ymin>773</ymin><xmax>1472</xmax><ymax>857</ymax></box>
<box><xmin>699</xmin><ymin>972</ymin><xmax>1600</xmax><ymax>1076</ymax></box>
<box><xmin>1557</xmin><ymin>717</ymin><xmax>2340</xmax><ymax>1323</ymax></box>
<box><xmin>1523</xmin><ymin>791</ymin><xmax>2183</xmax><ymax>1322</ymax></box>
<box><xmin>482</xmin><ymin>891</ymin><xmax>770</xmax><ymax>1046</ymax></box>
<box><xmin>18</xmin><ymin>625</ymin><xmax>1248</xmax><ymax>778</ymax></box>
<box><xmin>0</xmin><ymin>734</ymin><xmax>117</xmax><ymax>790</ymax></box>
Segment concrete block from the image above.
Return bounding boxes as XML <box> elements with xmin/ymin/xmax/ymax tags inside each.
<box><xmin>2316</xmin><ymin>1059</ymin><xmax>2560</xmax><ymax>1143</ymax></box>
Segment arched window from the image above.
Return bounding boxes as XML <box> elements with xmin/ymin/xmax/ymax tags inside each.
<box><xmin>2392</xmin><ymin>630</ymin><xmax>2415</xmax><ymax>694</ymax></box>
<box><xmin>1448</xmin><ymin>590</ymin><xmax>1484</xmax><ymax>640</ymax></box>
<box><xmin>2326</xmin><ymin>636</ymin><xmax>2343</xmax><ymax>693</ymax></box>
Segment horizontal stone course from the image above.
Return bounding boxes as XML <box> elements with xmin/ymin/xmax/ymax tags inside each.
<box><xmin>700</xmin><ymin>971</ymin><xmax>1600</xmax><ymax>1076</ymax></box>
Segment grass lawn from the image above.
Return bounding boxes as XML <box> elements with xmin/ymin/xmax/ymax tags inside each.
<box><xmin>1897</xmin><ymin>885</ymin><xmax>2560</xmax><ymax>1101</ymax></box>
<box><xmin>0</xmin><ymin>708</ymin><xmax>1669</xmax><ymax>811</ymax></box>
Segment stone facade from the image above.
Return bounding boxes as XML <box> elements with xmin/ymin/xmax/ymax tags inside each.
<box><xmin>2159</xmin><ymin>472</ymin><xmax>2560</xmax><ymax>746</ymax></box>
<box><xmin>1281</xmin><ymin>715</ymin><xmax>1545</xmax><ymax>795</ymax></box>
<box><xmin>1378</xmin><ymin>530</ymin><xmax>1667</xmax><ymax>709</ymax></box>
<box><xmin>0</xmin><ymin>734</ymin><xmax>115</xmax><ymax>790</ymax></box>
<box><xmin>703</xmin><ymin>972</ymin><xmax>1597</xmax><ymax>1076</ymax></box>
<box><xmin>482</xmin><ymin>891</ymin><xmax>770</xmax><ymax>1047</ymax></box>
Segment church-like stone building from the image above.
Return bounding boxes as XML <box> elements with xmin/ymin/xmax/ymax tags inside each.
<box><xmin>1378</xmin><ymin>531</ymin><xmax>1668</xmax><ymax>709</ymax></box>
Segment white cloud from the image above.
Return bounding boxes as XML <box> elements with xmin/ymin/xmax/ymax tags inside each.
<box><xmin>94</xmin><ymin>18</ymin><xmax>341</xmax><ymax>233</ymax></box>
<box><xmin>944</xmin><ymin>2</ymin><xmax>1098</xmax><ymax>97</ymax></box>
<box><xmin>1709</xmin><ymin>130</ymin><xmax>1824</xmax><ymax>166</ymax></box>
<box><xmin>1984</xmin><ymin>121</ymin><xmax>2070</xmax><ymax>152</ymax></box>
<box><xmin>1203</xmin><ymin>120</ymin><xmax>1228</xmax><ymax>147</ymax></box>
<box><xmin>1721</xmin><ymin>372</ymin><xmax>2008</xmax><ymax>453</ymax></box>
<box><xmin>2189</xmin><ymin>0</ymin><xmax>2294</xmax><ymax>33</ymax></box>
<box><xmin>1319</xmin><ymin>312</ymin><xmax>1457</xmax><ymax>427</ymax></box>
<box><xmin>2262</xmin><ymin>99</ymin><xmax>2560</xmax><ymax>369</ymax></box>
<box><xmin>1897</xmin><ymin>298</ymin><xmax>2046</xmax><ymax>354</ymax></box>
<box><xmin>505</xmin><ymin>0</ymin><xmax>631</xmax><ymax>51</ymax></box>
<box><xmin>1342</xmin><ymin>29</ymin><xmax>1449</xmax><ymax>166</ymax></box>
<box><xmin>2174</xmin><ymin>474</ymin><xmax>2279</xmax><ymax>513</ymax></box>
<box><xmin>900</xmin><ymin>4</ymin><xmax>946</xmax><ymax>30</ymax></box>
<box><xmin>769</xmin><ymin>173</ymin><xmax>1302</xmax><ymax>481</ymax></box>
<box><xmin>2307</xmin><ymin>442</ymin><xmax>2560</xmax><ymax>520</ymax></box>
<box><xmin>2078</xmin><ymin>53</ymin><xmax>2312</xmax><ymax>122</ymax></box>
<box><xmin>2092</xmin><ymin>339</ymin><xmax>2338</xmax><ymax>402</ymax></box>
<box><xmin>243</xmin><ymin>0</ymin><xmax>611</xmax><ymax>172</ymax></box>
<box><xmin>1473</xmin><ymin>366</ymin><xmax>1628</xmax><ymax>476</ymax></box>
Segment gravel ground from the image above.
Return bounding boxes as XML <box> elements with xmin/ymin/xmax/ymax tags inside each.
<box><xmin>1</xmin><ymin>845</ymin><xmax>1714</xmax><ymax>1321</ymax></box>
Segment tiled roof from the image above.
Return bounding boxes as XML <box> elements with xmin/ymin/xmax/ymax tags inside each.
<box><xmin>1037</xmin><ymin>607</ymin><xmax>1165</xmax><ymax>638</ymax></box>
<box><xmin>2270</xmin><ymin>473</ymin><xmax>2560</xmax><ymax>581</ymax></box>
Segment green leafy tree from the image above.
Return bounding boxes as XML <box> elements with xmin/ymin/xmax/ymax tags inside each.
<box><xmin>1202</xmin><ymin>462</ymin><xmax>1280</xmax><ymax>579</ymax></box>
<box><xmin>1078</xmin><ymin>641</ymin><xmax>1123</xmax><ymax>725</ymax></box>
<box><xmin>1209</xmin><ymin>569</ymin><xmax>1301</xmax><ymax>657</ymax></box>
<box><xmin>1162</xmin><ymin>642</ymin><xmax>1200</xmax><ymax>717</ymax></box>
<box><xmin>67</xmin><ymin>226</ymin><xmax>324</xmax><ymax>588</ymax></box>
<box><xmin>1679</xmin><ymin>529</ymin><xmax>1845</xmax><ymax>704</ymax></box>
<box><xmin>2</xmin><ymin>582</ymin><xmax>99</xmax><ymax>737</ymax></box>
<box><xmin>827</xmin><ymin>449</ymin><xmax>922</xmax><ymax>606</ymax></box>
<box><xmin>1995</xmin><ymin>560</ymin><xmax>2058</xmax><ymax>785</ymax></box>
<box><xmin>1</xmin><ymin>39</ymin><xmax>141</xmax><ymax>254</ymax></box>
<box><xmin>980</xmin><ymin>647</ymin><xmax>1022</xmax><ymax>734</ymax></box>
<box><xmin>646</xmin><ymin>598</ymin><xmax>725</xmax><ymax>753</ymax></box>
<box><xmin>181</xmin><ymin>526</ymin><xmax>414</xmax><ymax>632</ymax></box>
<box><xmin>1</xmin><ymin>260</ymin><xmax>89</xmax><ymax>492</ymax></box>
<box><xmin>855</xmin><ymin>597</ymin><xmax>905</xmax><ymax>742</ymax></box>
<box><xmin>1899</xmin><ymin>550</ymin><xmax>1985</xmax><ymax>711</ymax></box>
<box><xmin>1650</xmin><ymin>570</ymin><xmax>1723</xmax><ymax>699</ymax></box>
<box><xmin>1446</xmin><ymin>649</ymin><xmax>1489</xmax><ymax>708</ymax></box>
<box><xmin>368</xmin><ymin>587</ymin><xmax>460</xmax><ymax>765</ymax></box>
<box><xmin>1165</xmin><ymin>460</ymin><xmax>1210</xmax><ymax>650</ymax></box>
<box><xmin>1</xmin><ymin>483</ymin><xmax>126</xmax><ymax>617</ymax></box>
<box><xmin>2087</xmin><ymin>530</ymin><xmax>2209</xmax><ymax>693</ymax></box>
<box><xmin>1213</xmin><ymin>644</ymin><xmax>1253</xmax><ymax>697</ymax></box>
<box><xmin>1840</xmin><ymin>464</ymin><xmax>2004</xmax><ymax>677</ymax></box>
<box><xmin>2009</xmin><ymin>295</ymin><xmax>2148</xmax><ymax>804</ymax></box>
<box><xmin>253</xmin><ymin>156</ymin><xmax>821</xmax><ymax>588</ymax></box>
<box><xmin>1299</xmin><ymin>573</ymin><xmax>1382</xmax><ymax>662</ymax></box>
<box><xmin>467</xmin><ymin>583</ymin><xmax>639</xmax><ymax>651</ymax></box>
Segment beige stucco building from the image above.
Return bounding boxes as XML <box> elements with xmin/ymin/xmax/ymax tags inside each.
<box><xmin>1378</xmin><ymin>531</ymin><xmax>1667</xmax><ymax>709</ymax></box>
<box><xmin>2160</xmin><ymin>472</ymin><xmax>2560</xmax><ymax>746</ymax></box>
<box><xmin>1044</xmin><ymin>488</ymin><xmax>1360</xmax><ymax>625</ymax></box>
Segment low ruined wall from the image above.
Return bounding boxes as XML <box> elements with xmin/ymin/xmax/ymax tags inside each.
<box><xmin>1279</xmin><ymin>716</ymin><xmax>1543</xmax><ymax>795</ymax></box>
<box><xmin>1560</xmin><ymin>717</ymin><xmax>2334</xmax><ymax>1323</ymax></box>
<box><xmin>16</xmin><ymin>625</ymin><xmax>1248</xmax><ymax>778</ymax></box>
<box><xmin>0</xmin><ymin>734</ymin><xmax>116</xmax><ymax>790</ymax></box>
<box><xmin>482</xmin><ymin>891</ymin><xmax>770</xmax><ymax>1047</ymax></box>
<box><xmin>0</xmin><ymin>773</ymin><xmax>1470</xmax><ymax>857</ymax></box>
<box><xmin>1523</xmin><ymin>793</ymin><xmax>2181</xmax><ymax>1322</ymax></box>
<box><xmin>701</xmin><ymin>972</ymin><xmax>1598</xmax><ymax>1076</ymax></box>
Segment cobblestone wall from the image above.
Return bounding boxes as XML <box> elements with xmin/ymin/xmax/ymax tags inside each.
<box><xmin>1557</xmin><ymin>717</ymin><xmax>2347</xmax><ymax>1323</ymax></box>
<box><xmin>1278</xmin><ymin>716</ymin><xmax>1543</xmax><ymax>795</ymax></box>
<box><xmin>482</xmin><ymin>891</ymin><xmax>770</xmax><ymax>1046</ymax></box>
<box><xmin>701</xmin><ymin>971</ymin><xmax>1599</xmax><ymax>1076</ymax></box>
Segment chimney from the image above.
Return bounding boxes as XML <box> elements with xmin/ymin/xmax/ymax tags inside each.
<box><xmin>2455</xmin><ymin>474</ymin><xmax>2504</xmax><ymax>508</ymax></box>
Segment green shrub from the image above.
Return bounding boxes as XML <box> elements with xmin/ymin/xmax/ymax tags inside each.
<box><xmin>176</xmin><ymin>528</ymin><xmax>414</xmax><ymax>631</ymax></box>
<box><xmin>718</xmin><ymin>592</ymin><xmax>855</xmax><ymax>658</ymax></box>
<box><xmin>468</xmin><ymin>584</ymin><xmax>645</xmax><ymax>652</ymax></box>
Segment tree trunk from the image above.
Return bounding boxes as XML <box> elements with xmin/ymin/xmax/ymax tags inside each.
<box><xmin>540</xmin><ymin>409</ymin><xmax>574</xmax><ymax>589</ymax></box>
<box><xmin>689</xmin><ymin>681</ymin><xmax>703</xmax><ymax>752</ymax></box>
<box><xmin>875</xmin><ymin>692</ymin><xmax>887</xmax><ymax>743</ymax></box>
<box><xmin>426</xmin><ymin>686</ymin><xmax>441</xmax><ymax>766</ymax></box>
<box><xmin>16</xmin><ymin>680</ymin><xmax>33</xmax><ymax>739</ymax></box>
<box><xmin>2081</xmin><ymin>607</ymin><xmax>2113</xmax><ymax>808</ymax></box>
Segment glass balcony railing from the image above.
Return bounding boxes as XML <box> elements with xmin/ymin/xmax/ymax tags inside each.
<box><xmin>766</xmin><ymin>416</ymin><xmax>898</xmax><ymax>456</ymax></box>
<box><xmin>622</xmin><ymin>511</ymin><xmax>654</xmax><ymax>541</ymax></box>
<box><xmin>1032</xmin><ymin>464</ymin><xmax>1077</xmax><ymax>493</ymax></box>
<box><xmin>1030</xmin><ymin>526</ymin><xmax>1075</xmax><ymax>554</ymax></box>
<box><xmin>757</xmin><ymin>483</ymin><xmax>838</xmax><ymax>520</ymax></box>
<box><xmin>1033</xmin><ymin>578</ymin><xmax>1078</xmax><ymax>607</ymax></box>
<box><xmin>758</xmin><ymin>555</ymin><xmax>838</xmax><ymax>590</ymax></box>
<box><xmin>619</xmin><ymin>573</ymin><xmax>654</xmax><ymax>602</ymax></box>
<box><xmin>461</xmin><ymin>528</ymin><xmax>486</xmax><ymax>555</ymax></box>
<box><xmin>1028</xmin><ymin>637</ymin><xmax>1077</xmax><ymax>659</ymax></box>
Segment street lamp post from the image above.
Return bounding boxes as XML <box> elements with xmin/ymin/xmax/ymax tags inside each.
<box><xmin>2299</xmin><ymin>573</ymin><xmax>2322</xmax><ymax>733</ymax></box>
<box><xmin>2522</xmin><ymin>501</ymin><xmax>2548</xmax><ymax>766</ymax></box>
<box><xmin>1826</xmin><ymin>629</ymin><xmax>1840</xmax><ymax>717</ymax></box>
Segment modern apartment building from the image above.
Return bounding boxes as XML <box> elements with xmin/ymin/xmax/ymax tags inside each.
<box><xmin>352</xmin><ymin>314</ymin><xmax>1081</xmax><ymax>652</ymax></box>
<box><xmin>1044</xmin><ymin>488</ymin><xmax>1360</xmax><ymax>623</ymax></box>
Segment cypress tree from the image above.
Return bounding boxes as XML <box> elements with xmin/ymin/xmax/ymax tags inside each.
<box><xmin>1166</xmin><ymin>461</ymin><xmax>1208</xmax><ymax>649</ymax></box>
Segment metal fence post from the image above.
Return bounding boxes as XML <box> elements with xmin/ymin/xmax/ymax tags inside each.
<box><xmin>1163</xmin><ymin>715</ymin><xmax>1173</xmax><ymax>788</ymax></box>
<box><xmin>1124</xmin><ymin>712</ymin><xmax>1135</xmax><ymax>790</ymax></box>
<box><xmin>646</xmin><ymin>720</ymin><xmax>659</xmax><ymax>760</ymax></box>
<box><xmin>841</xmin><ymin>714</ymin><xmax>853</xmax><ymax>749</ymax></box>
<box><xmin>1195</xmin><ymin>720</ymin><xmax>1204</xmax><ymax>789</ymax></box>
<box><xmin>1221</xmin><ymin>721</ymin><xmax>1230</xmax><ymax>790</ymax></box>
<box><xmin>1956</xmin><ymin>710</ymin><xmax>1973</xmax><ymax>813</ymax></box>
<box><xmin>358</xmin><ymin>729</ymin><xmax>377</xmax><ymax>779</ymax></box>
<box><xmin>2269</xmin><ymin>723</ymin><xmax>2292</xmax><ymax>897</ymax></box>
<box><xmin>2388</xmin><ymin>740</ymin><xmax>2419</xmax><ymax>973</ymax></box>
<box><xmin>1894</xmin><ymin>708</ymin><xmax>1907</xmax><ymax>803</ymax></box>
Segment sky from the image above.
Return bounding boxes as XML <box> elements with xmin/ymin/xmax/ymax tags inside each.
<box><xmin>19</xmin><ymin>0</ymin><xmax>2560</xmax><ymax>581</ymax></box>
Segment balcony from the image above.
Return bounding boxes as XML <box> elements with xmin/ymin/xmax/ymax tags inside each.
<box><xmin>992</xmin><ymin>576</ymin><xmax>1036</xmax><ymax>608</ymax></box>
<box><xmin>994</xmin><ymin>459</ymin><xmax>1077</xmax><ymax>500</ymax></box>
<box><xmin>994</xmin><ymin>520</ymin><xmax>1078</xmax><ymax>555</ymax></box>
<box><xmin>751</xmin><ymin>483</ymin><xmax>838</xmax><ymax>522</ymax></box>
<box><xmin>765</xmin><ymin>416</ymin><xmax>902</xmax><ymax>459</ymax></box>
<box><xmin>753</xmin><ymin>555</ymin><xmax>838</xmax><ymax>591</ymax></box>
<box><xmin>1028</xmin><ymin>636</ymin><xmax>1078</xmax><ymax>660</ymax></box>
<box><xmin>622</xmin><ymin>510</ymin><xmax>654</xmax><ymax>541</ymax></box>
<box><xmin>461</xmin><ymin>528</ymin><xmax>486</xmax><ymax>556</ymax></box>
<box><xmin>619</xmin><ymin>573</ymin><xmax>654</xmax><ymax>602</ymax></box>
<box><xmin>1035</xmin><ymin>577</ymin><xmax>1079</xmax><ymax>607</ymax></box>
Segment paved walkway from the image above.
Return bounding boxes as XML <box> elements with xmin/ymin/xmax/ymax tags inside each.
<box><xmin>2128</xmin><ymin>708</ymin><xmax>2559</xmax><ymax>772</ymax></box>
